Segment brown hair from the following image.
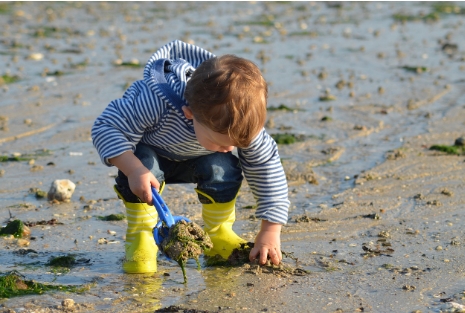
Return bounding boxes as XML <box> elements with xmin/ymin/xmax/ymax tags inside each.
<box><xmin>184</xmin><ymin>54</ymin><xmax>267</xmax><ymax>147</ymax></box>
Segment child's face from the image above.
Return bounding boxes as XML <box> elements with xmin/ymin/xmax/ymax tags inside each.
<box><xmin>182</xmin><ymin>106</ymin><xmax>235</xmax><ymax>153</ymax></box>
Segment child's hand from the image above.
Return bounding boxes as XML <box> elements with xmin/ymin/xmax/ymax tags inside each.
<box><xmin>109</xmin><ymin>151</ymin><xmax>160</xmax><ymax>204</ymax></box>
<box><xmin>127</xmin><ymin>166</ymin><xmax>159</xmax><ymax>204</ymax></box>
<box><xmin>249</xmin><ymin>220</ymin><xmax>282</xmax><ymax>266</ymax></box>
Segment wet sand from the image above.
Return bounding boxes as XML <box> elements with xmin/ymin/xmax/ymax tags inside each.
<box><xmin>1</xmin><ymin>2</ymin><xmax>465</xmax><ymax>313</ymax></box>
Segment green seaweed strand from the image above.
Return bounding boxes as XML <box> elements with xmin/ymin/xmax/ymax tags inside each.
<box><xmin>430</xmin><ymin>144</ymin><xmax>464</xmax><ymax>155</ymax></box>
<box><xmin>0</xmin><ymin>271</ymin><xmax>82</xmax><ymax>298</ymax></box>
<box><xmin>0</xmin><ymin>220</ymin><xmax>24</xmax><ymax>238</ymax></box>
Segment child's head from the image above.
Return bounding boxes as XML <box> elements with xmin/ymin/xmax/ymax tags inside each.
<box><xmin>184</xmin><ymin>54</ymin><xmax>267</xmax><ymax>148</ymax></box>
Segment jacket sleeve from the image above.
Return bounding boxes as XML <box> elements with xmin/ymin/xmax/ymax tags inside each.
<box><xmin>238</xmin><ymin>129</ymin><xmax>290</xmax><ymax>224</ymax></box>
<box><xmin>91</xmin><ymin>80</ymin><xmax>163</xmax><ymax>166</ymax></box>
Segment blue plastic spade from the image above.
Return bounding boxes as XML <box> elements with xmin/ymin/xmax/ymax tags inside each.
<box><xmin>151</xmin><ymin>187</ymin><xmax>191</xmax><ymax>248</ymax></box>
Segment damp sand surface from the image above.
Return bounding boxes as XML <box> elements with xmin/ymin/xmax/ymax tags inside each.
<box><xmin>1</xmin><ymin>2</ymin><xmax>465</xmax><ymax>312</ymax></box>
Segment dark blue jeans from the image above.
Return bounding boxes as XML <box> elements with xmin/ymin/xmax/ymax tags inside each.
<box><xmin>115</xmin><ymin>143</ymin><xmax>243</xmax><ymax>204</ymax></box>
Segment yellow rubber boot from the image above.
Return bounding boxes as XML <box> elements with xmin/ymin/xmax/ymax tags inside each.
<box><xmin>196</xmin><ymin>189</ymin><xmax>247</xmax><ymax>259</ymax></box>
<box><xmin>114</xmin><ymin>186</ymin><xmax>158</xmax><ymax>274</ymax></box>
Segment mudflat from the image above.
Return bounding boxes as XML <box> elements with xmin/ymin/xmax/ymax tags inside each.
<box><xmin>1</xmin><ymin>2</ymin><xmax>465</xmax><ymax>313</ymax></box>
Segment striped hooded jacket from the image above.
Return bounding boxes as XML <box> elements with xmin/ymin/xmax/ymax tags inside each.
<box><xmin>91</xmin><ymin>40</ymin><xmax>289</xmax><ymax>225</ymax></box>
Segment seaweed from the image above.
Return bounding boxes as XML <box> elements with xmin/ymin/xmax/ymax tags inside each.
<box><xmin>319</xmin><ymin>94</ymin><xmax>337</xmax><ymax>101</ymax></box>
<box><xmin>432</xmin><ymin>2</ymin><xmax>465</xmax><ymax>15</ymax></box>
<box><xmin>429</xmin><ymin>144</ymin><xmax>464</xmax><ymax>155</ymax></box>
<box><xmin>0</xmin><ymin>74</ymin><xmax>20</xmax><ymax>85</ymax></box>
<box><xmin>321</xmin><ymin>116</ymin><xmax>333</xmax><ymax>121</ymax></box>
<box><xmin>29</xmin><ymin>188</ymin><xmax>47</xmax><ymax>199</ymax></box>
<box><xmin>0</xmin><ymin>2</ymin><xmax>11</xmax><ymax>14</ymax></box>
<box><xmin>271</xmin><ymin>133</ymin><xmax>305</xmax><ymax>145</ymax></box>
<box><xmin>32</xmin><ymin>26</ymin><xmax>81</xmax><ymax>38</ymax></box>
<box><xmin>46</xmin><ymin>70</ymin><xmax>66</xmax><ymax>76</ymax></box>
<box><xmin>234</xmin><ymin>16</ymin><xmax>276</xmax><ymax>27</ymax></box>
<box><xmin>47</xmin><ymin>255</ymin><xmax>91</xmax><ymax>275</ymax></box>
<box><xmin>0</xmin><ymin>149</ymin><xmax>53</xmax><ymax>162</ymax></box>
<box><xmin>400</xmin><ymin>66</ymin><xmax>429</xmax><ymax>73</ymax></box>
<box><xmin>392</xmin><ymin>12</ymin><xmax>439</xmax><ymax>22</ymax></box>
<box><xmin>155</xmin><ymin>306</ymin><xmax>210</xmax><ymax>313</ymax></box>
<box><xmin>205</xmin><ymin>242</ymin><xmax>252</xmax><ymax>267</ymax></box>
<box><xmin>24</xmin><ymin>218</ymin><xmax>61</xmax><ymax>227</ymax></box>
<box><xmin>97</xmin><ymin>213</ymin><xmax>126</xmax><ymax>221</ymax></box>
<box><xmin>0</xmin><ymin>270</ymin><xmax>83</xmax><ymax>298</ymax></box>
<box><xmin>160</xmin><ymin>220</ymin><xmax>213</xmax><ymax>283</ymax></box>
<box><xmin>0</xmin><ymin>220</ymin><xmax>28</xmax><ymax>238</ymax></box>
<box><xmin>288</xmin><ymin>31</ymin><xmax>319</xmax><ymax>37</ymax></box>
<box><xmin>267</xmin><ymin>104</ymin><xmax>299</xmax><ymax>112</ymax></box>
<box><xmin>48</xmin><ymin>255</ymin><xmax>77</xmax><ymax>268</ymax></box>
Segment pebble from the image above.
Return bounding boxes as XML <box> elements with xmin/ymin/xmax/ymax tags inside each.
<box><xmin>16</xmin><ymin>239</ymin><xmax>30</xmax><ymax>247</ymax></box>
<box><xmin>454</xmin><ymin>137</ymin><xmax>464</xmax><ymax>146</ymax></box>
<box><xmin>62</xmin><ymin>299</ymin><xmax>75</xmax><ymax>309</ymax></box>
<box><xmin>28</xmin><ymin>53</ymin><xmax>44</xmax><ymax>60</ymax></box>
<box><xmin>47</xmin><ymin>179</ymin><xmax>76</xmax><ymax>202</ymax></box>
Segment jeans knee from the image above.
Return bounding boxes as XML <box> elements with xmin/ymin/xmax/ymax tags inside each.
<box><xmin>195</xmin><ymin>153</ymin><xmax>243</xmax><ymax>203</ymax></box>
<box><xmin>198</xmin><ymin>153</ymin><xmax>242</xmax><ymax>183</ymax></box>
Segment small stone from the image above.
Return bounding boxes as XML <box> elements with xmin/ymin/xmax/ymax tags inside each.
<box><xmin>402</xmin><ymin>284</ymin><xmax>416</xmax><ymax>291</ymax></box>
<box><xmin>378</xmin><ymin>231</ymin><xmax>390</xmax><ymax>238</ymax></box>
<box><xmin>441</xmin><ymin>188</ymin><xmax>454</xmax><ymax>197</ymax></box>
<box><xmin>47</xmin><ymin>179</ymin><xmax>76</xmax><ymax>202</ymax></box>
<box><xmin>454</xmin><ymin>137</ymin><xmax>465</xmax><ymax>146</ymax></box>
<box><xmin>62</xmin><ymin>299</ymin><xmax>75</xmax><ymax>309</ymax></box>
<box><xmin>17</xmin><ymin>239</ymin><xmax>30</xmax><ymax>247</ymax></box>
<box><xmin>28</xmin><ymin>53</ymin><xmax>44</xmax><ymax>60</ymax></box>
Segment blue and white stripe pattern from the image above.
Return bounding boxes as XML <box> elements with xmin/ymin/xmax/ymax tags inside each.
<box><xmin>92</xmin><ymin>40</ymin><xmax>290</xmax><ymax>224</ymax></box>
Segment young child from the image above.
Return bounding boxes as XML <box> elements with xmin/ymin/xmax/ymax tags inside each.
<box><xmin>92</xmin><ymin>40</ymin><xmax>290</xmax><ymax>273</ymax></box>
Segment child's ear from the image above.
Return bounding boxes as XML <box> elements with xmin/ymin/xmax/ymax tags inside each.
<box><xmin>182</xmin><ymin>106</ymin><xmax>194</xmax><ymax>119</ymax></box>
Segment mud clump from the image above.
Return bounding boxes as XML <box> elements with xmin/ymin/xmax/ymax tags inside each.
<box><xmin>205</xmin><ymin>242</ymin><xmax>257</xmax><ymax>266</ymax></box>
<box><xmin>160</xmin><ymin>220</ymin><xmax>213</xmax><ymax>283</ymax></box>
<box><xmin>207</xmin><ymin>243</ymin><xmax>311</xmax><ymax>277</ymax></box>
<box><xmin>155</xmin><ymin>305</ymin><xmax>210</xmax><ymax>313</ymax></box>
<box><xmin>48</xmin><ymin>255</ymin><xmax>77</xmax><ymax>268</ymax></box>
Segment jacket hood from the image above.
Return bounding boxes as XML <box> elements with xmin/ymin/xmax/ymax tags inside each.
<box><xmin>143</xmin><ymin>40</ymin><xmax>215</xmax><ymax>109</ymax></box>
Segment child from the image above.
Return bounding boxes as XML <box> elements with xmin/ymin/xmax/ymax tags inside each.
<box><xmin>92</xmin><ymin>40</ymin><xmax>290</xmax><ymax>273</ymax></box>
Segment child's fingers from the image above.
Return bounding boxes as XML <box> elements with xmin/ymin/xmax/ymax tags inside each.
<box><xmin>143</xmin><ymin>189</ymin><xmax>152</xmax><ymax>205</ymax></box>
<box><xmin>267</xmin><ymin>248</ymin><xmax>281</xmax><ymax>265</ymax></box>
<box><xmin>249</xmin><ymin>246</ymin><xmax>282</xmax><ymax>265</ymax></box>
<box><xmin>249</xmin><ymin>246</ymin><xmax>260</xmax><ymax>262</ymax></box>
<box><xmin>259</xmin><ymin>248</ymin><xmax>268</xmax><ymax>264</ymax></box>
